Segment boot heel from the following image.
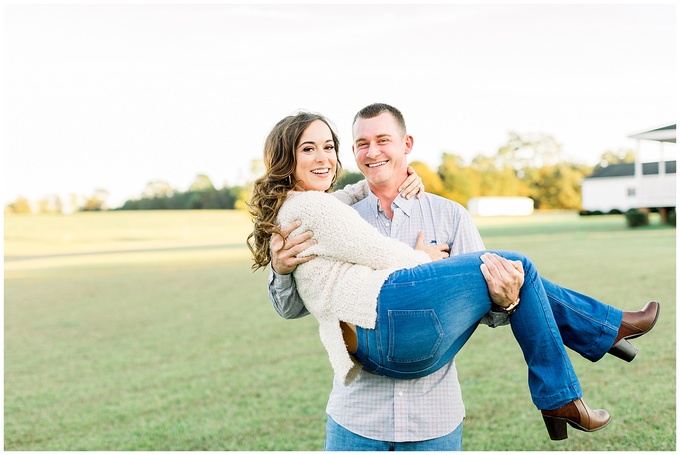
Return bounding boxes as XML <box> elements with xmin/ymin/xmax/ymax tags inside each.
<box><xmin>543</xmin><ymin>415</ymin><xmax>568</xmax><ymax>440</ymax></box>
<box><xmin>608</xmin><ymin>339</ymin><xmax>638</xmax><ymax>362</ymax></box>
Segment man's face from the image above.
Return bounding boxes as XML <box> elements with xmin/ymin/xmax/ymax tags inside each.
<box><xmin>352</xmin><ymin>112</ymin><xmax>413</xmax><ymax>189</ymax></box>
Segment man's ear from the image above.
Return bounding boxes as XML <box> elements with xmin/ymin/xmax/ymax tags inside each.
<box><xmin>404</xmin><ymin>135</ymin><xmax>414</xmax><ymax>155</ymax></box>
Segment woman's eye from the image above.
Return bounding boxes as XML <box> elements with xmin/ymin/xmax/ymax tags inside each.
<box><xmin>302</xmin><ymin>147</ymin><xmax>314</xmax><ymax>153</ymax></box>
<box><xmin>325</xmin><ymin>145</ymin><xmax>335</xmax><ymax>151</ymax></box>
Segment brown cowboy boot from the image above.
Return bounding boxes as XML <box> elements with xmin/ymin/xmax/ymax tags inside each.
<box><xmin>541</xmin><ymin>398</ymin><xmax>611</xmax><ymax>440</ymax></box>
<box><xmin>608</xmin><ymin>301</ymin><xmax>660</xmax><ymax>362</ymax></box>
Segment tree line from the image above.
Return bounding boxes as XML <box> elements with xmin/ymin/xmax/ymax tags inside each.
<box><xmin>117</xmin><ymin>174</ymin><xmax>248</xmax><ymax>211</ymax></box>
<box><xmin>5</xmin><ymin>132</ymin><xmax>635</xmax><ymax>214</ymax></box>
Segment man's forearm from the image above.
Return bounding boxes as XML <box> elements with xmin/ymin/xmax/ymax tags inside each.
<box><xmin>268</xmin><ymin>268</ymin><xmax>309</xmax><ymax>319</ymax></box>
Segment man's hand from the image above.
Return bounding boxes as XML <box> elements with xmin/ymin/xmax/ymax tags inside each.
<box><xmin>479</xmin><ymin>252</ymin><xmax>524</xmax><ymax>308</ymax></box>
<box><xmin>270</xmin><ymin>220</ymin><xmax>317</xmax><ymax>275</ymax></box>
<box><xmin>415</xmin><ymin>231</ymin><xmax>450</xmax><ymax>261</ymax></box>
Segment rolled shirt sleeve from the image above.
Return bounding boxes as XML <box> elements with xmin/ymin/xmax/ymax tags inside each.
<box><xmin>268</xmin><ymin>267</ymin><xmax>309</xmax><ymax>319</ymax></box>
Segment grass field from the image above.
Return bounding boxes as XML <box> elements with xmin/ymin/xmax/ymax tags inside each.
<box><xmin>4</xmin><ymin>210</ymin><xmax>676</xmax><ymax>451</ymax></box>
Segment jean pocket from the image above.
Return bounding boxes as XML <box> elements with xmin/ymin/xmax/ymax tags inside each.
<box><xmin>387</xmin><ymin>309</ymin><xmax>443</xmax><ymax>363</ymax></box>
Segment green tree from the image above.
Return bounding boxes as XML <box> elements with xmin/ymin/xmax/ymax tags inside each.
<box><xmin>8</xmin><ymin>196</ymin><xmax>32</xmax><ymax>214</ymax></box>
<box><xmin>335</xmin><ymin>170</ymin><xmax>364</xmax><ymax>189</ymax></box>
<box><xmin>524</xmin><ymin>162</ymin><xmax>590</xmax><ymax>209</ymax></box>
<box><xmin>438</xmin><ymin>152</ymin><xmax>473</xmax><ymax>204</ymax></box>
<box><xmin>234</xmin><ymin>187</ymin><xmax>252</xmax><ymax>211</ymax></box>
<box><xmin>469</xmin><ymin>154</ymin><xmax>530</xmax><ymax>198</ymax></box>
<box><xmin>497</xmin><ymin>132</ymin><xmax>564</xmax><ymax>169</ymax></box>
<box><xmin>38</xmin><ymin>194</ymin><xmax>63</xmax><ymax>214</ymax></box>
<box><xmin>143</xmin><ymin>180</ymin><xmax>175</xmax><ymax>198</ymax></box>
<box><xmin>82</xmin><ymin>188</ymin><xmax>109</xmax><ymax>211</ymax></box>
<box><xmin>188</xmin><ymin>174</ymin><xmax>216</xmax><ymax>192</ymax></box>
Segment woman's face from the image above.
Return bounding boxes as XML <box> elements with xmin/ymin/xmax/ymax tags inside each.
<box><xmin>293</xmin><ymin>120</ymin><xmax>338</xmax><ymax>191</ymax></box>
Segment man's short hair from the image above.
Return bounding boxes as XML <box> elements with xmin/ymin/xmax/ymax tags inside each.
<box><xmin>353</xmin><ymin>103</ymin><xmax>407</xmax><ymax>136</ymax></box>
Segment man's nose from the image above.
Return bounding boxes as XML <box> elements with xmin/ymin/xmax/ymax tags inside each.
<box><xmin>366</xmin><ymin>143</ymin><xmax>380</xmax><ymax>158</ymax></box>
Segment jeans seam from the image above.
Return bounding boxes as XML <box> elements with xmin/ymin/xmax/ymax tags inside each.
<box><xmin>547</xmin><ymin>292</ymin><xmax>618</xmax><ymax>359</ymax></box>
<box><xmin>550</xmin><ymin>294</ymin><xmax>618</xmax><ymax>332</ymax></box>
<box><xmin>528</xmin><ymin>274</ymin><xmax>581</xmax><ymax>406</ymax></box>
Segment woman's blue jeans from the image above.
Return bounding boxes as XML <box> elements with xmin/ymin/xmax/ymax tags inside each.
<box><xmin>352</xmin><ymin>250</ymin><xmax>623</xmax><ymax>411</ymax></box>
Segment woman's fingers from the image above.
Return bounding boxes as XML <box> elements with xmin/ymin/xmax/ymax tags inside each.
<box><xmin>271</xmin><ymin>221</ymin><xmax>316</xmax><ymax>274</ymax></box>
<box><xmin>399</xmin><ymin>166</ymin><xmax>425</xmax><ymax>199</ymax></box>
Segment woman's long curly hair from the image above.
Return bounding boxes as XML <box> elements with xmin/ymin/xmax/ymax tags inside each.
<box><xmin>247</xmin><ymin>111</ymin><xmax>342</xmax><ymax>270</ymax></box>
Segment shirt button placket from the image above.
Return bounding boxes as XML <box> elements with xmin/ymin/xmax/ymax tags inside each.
<box><xmin>395</xmin><ymin>388</ymin><xmax>407</xmax><ymax>439</ymax></box>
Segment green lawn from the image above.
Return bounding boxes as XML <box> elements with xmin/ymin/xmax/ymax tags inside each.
<box><xmin>4</xmin><ymin>210</ymin><xmax>676</xmax><ymax>450</ymax></box>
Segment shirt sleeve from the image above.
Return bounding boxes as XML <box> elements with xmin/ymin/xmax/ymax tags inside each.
<box><xmin>479</xmin><ymin>309</ymin><xmax>509</xmax><ymax>328</ymax></box>
<box><xmin>448</xmin><ymin>205</ymin><xmax>485</xmax><ymax>256</ymax></box>
<box><xmin>268</xmin><ymin>267</ymin><xmax>310</xmax><ymax>319</ymax></box>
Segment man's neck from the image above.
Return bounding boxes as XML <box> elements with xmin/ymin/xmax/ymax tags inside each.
<box><xmin>369</xmin><ymin>183</ymin><xmax>401</xmax><ymax>220</ymax></box>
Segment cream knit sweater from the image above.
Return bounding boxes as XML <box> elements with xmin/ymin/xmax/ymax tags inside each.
<box><xmin>277</xmin><ymin>190</ymin><xmax>431</xmax><ymax>385</ymax></box>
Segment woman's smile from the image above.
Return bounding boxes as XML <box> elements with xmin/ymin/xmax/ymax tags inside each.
<box><xmin>294</xmin><ymin>120</ymin><xmax>338</xmax><ymax>191</ymax></box>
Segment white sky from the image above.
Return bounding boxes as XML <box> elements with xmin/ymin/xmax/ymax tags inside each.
<box><xmin>3</xmin><ymin>2</ymin><xmax>678</xmax><ymax>208</ymax></box>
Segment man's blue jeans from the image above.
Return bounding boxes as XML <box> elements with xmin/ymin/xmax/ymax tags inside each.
<box><xmin>353</xmin><ymin>250</ymin><xmax>623</xmax><ymax>411</ymax></box>
<box><xmin>324</xmin><ymin>415</ymin><xmax>463</xmax><ymax>451</ymax></box>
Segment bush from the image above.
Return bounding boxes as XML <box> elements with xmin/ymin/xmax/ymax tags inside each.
<box><xmin>625</xmin><ymin>208</ymin><xmax>649</xmax><ymax>227</ymax></box>
<box><xmin>667</xmin><ymin>209</ymin><xmax>676</xmax><ymax>227</ymax></box>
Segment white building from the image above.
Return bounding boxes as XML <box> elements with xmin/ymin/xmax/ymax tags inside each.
<box><xmin>467</xmin><ymin>197</ymin><xmax>534</xmax><ymax>216</ymax></box>
<box><xmin>581</xmin><ymin>124</ymin><xmax>676</xmax><ymax>216</ymax></box>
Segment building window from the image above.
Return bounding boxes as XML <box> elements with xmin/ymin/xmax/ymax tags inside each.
<box><xmin>627</xmin><ymin>188</ymin><xmax>636</xmax><ymax>197</ymax></box>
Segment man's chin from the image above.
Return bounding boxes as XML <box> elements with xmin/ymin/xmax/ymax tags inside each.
<box><xmin>363</xmin><ymin>167</ymin><xmax>389</xmax><ymax>180</ymax></box>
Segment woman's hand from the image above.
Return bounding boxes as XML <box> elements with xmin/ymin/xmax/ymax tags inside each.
<box><xmin>270</xmin><ymin>220</ymin><xmax>317</xmax><ymax>275</ymax></box>
<box><xmin>398</xmin><ymin>166</ymin><xmax>425</xmax><ymax>199</ymax></box>
<box><xmin>415</xmin><ymin>231</ymin><xmax>450</xmax><ymax>261</ymax></box>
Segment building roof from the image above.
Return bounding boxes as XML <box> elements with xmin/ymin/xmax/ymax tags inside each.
<box><xmin>628</xmin><ymin>124</ymin><xmax>676</xmax><ymax>143</ymax></box>
<box><xmin>585</xmin><ymin>160</ymin><xmax>677</xmax><ymax>179</ymax></box>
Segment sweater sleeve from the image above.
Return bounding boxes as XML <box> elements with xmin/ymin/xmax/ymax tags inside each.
<box><xmin>331</xmin><ymin>179</ymin><xmax>369</xmax><ymax>206</ymax></box>
<box><xmin>282</xmin><ymin>191</ymin><xmax>430</xmax><ymax>270</ymax></box>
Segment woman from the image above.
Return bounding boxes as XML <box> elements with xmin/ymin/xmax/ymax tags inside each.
<box><xmin>247</xmin><ymin>111</ymin><xmax>660</xmax><ymax>441</ymax></box>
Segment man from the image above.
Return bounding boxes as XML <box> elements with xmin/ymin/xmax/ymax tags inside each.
<box><xmin>268</xmin><ymin>103</ymin><xmax>519</xmax><ymax>450</ymax></box>
<box><xmin>267</xmin><ymin>103</ymin><xmax>657</xmax><ymax>450</ymax></box>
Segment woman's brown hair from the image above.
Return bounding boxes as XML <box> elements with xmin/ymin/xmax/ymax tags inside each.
<box><xmin>247</xmin><ymin>111</ymin><xmax>342</xmax><ymax>270</ymax></box>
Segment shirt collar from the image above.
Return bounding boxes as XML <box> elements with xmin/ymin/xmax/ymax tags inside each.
<box><xmin>367</xmin><ymin>190</ymin><xmax>414</xmax><ymax>218</ymax></box>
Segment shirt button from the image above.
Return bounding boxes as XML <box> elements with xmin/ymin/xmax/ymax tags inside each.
<box><xmin>398</xmin><ymin>391</ymin><xmax>403</xmax><ymax>397</ymax></box>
